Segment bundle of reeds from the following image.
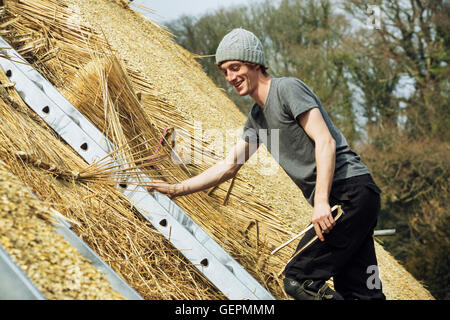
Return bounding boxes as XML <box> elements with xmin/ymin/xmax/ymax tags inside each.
<box><xmin>1</xmin><ymin>0</ymin><xmax>106</xmax><ymax>86</ymax></box>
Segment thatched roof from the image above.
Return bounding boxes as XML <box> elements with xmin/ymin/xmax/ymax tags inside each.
<box><xmin>0</xmin><ymin>162</ymin><xmax>124</xmax><ymax>299</ymax></box>
<box><xmin>0</xmin><ymin>0</ymin><xmax>434</xmax><ymax>299</ymax></box>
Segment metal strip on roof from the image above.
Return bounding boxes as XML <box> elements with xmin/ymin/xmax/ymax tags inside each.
<box><xmin>0</xmin><ymin>244</ymin><xmax>46</xmax><ymax>300</ymax></box>
<box><xmin>53</xmin><ymin>218</ymin><xmax>143</xmax><ymax>300</ymax></box>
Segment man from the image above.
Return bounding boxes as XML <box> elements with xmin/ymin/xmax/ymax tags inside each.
<box><xmin>147</xmin><ymin>28</ymin><xmax>386</xmax><ymax>300</ymax></box>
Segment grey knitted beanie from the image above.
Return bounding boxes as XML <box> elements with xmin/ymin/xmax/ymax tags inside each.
<box><xmin>215</xmin><ymin>28</ymin><xmax>265</xmax><ymax>67</ymax></box>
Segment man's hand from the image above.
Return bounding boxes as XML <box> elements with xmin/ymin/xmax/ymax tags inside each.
<box><xmin>311</xmin><ymin>202</ymin><xmax>336</xmax><ymax>241</ymax></box>
<box><xmin>145</xmin><ymin>140</ymin><xmax>255</xmax><ymax>199</ymax></box>
<box><xmin>146</xmin><ymin>179</ymin><xmax>183</xmax><ymax>199</ymax></box>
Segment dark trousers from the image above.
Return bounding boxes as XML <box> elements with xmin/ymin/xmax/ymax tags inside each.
<box><xmin>284</xmin><ymin>174</ymin><xmax>386</xmax><ymax>300</ymax></box>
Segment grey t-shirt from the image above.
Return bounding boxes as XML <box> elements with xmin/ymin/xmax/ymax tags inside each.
<box><xmin>242</xmin><ymin>77</ymin><xmax>369</xmax><ymax>205</ymax></box>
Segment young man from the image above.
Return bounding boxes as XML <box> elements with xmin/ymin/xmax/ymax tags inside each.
<box><xmin>147</xmin><ymin>28</ymin><xmax>386</xmax><ymax>300</ymax></box>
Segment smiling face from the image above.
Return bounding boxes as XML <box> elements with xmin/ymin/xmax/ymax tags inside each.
<box><xmin>219</xmin><ymin>61</ymin><xmax>260</xmax><ymax>96</ymax></box>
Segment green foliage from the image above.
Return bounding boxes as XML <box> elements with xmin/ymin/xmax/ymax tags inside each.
<box><xmin>408</xmin><ymin>199</ymin><xmax>450</xmax><ymax>299</ymax></box>
<box><xmin>344</xmin><ymin>0</ymin><xmax>450</xmax><ymax>298</ymax></box>
<box><xmin>344</xmin><ymin>0</ymin><xmax>450</xmax><ymax>140</ymax></box>
<box><xmin>361</xmin><ymin>133</ymin><xmax>450</xmax><ymax>299</ymax></box>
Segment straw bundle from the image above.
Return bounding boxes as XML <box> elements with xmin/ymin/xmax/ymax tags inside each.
<box><xmin>0</xmin><ymin>0</ymin><xmax>435</xmax><ymax>299</ymax></box>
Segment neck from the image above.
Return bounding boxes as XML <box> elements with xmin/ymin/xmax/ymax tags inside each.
<box><xmin>250</xmin><ymin>74</ymin><xmax>272</xmax><ymax>107</ymax></box>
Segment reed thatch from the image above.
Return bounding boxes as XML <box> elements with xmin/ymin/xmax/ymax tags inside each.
<box><xmin>0</xmin><ymin>0</ymin><xmax>434</xmax><ymax>299</ymax></box>
<box><xmin>0</xmin><ymin>162</ymin><xmax>124</xmax><ymax>300</ymax></box>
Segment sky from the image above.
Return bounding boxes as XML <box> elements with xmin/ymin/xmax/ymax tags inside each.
<box><xmin>131</xmin><ymin>0</ymin><xmax>262</xmax><ymax>23</ymax></box>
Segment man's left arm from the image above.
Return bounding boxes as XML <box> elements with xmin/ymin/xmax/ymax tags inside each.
<box><xmin>297</xmin><ymin>107</ymin><xmax>336</xmax><ymax>242</ymax></box>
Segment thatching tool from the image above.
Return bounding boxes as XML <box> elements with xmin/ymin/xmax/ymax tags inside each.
<box><xmin>271</xmin><ymin>205</ymin><xmax>341</xmax><ymax>255</ymax></box>
<box><xmin>276</xmin><ymin>205</ymin><xmax>344</xmax><ymax>277</ymax></box>
<box><xmin>223</xmin><ymin>175</ymin><xmax>236</xmax><ymax>205</ymax></box>
<box><xmin>148</xmin><ymin>127</ymin><xmax>168</xmax><ymax>162</ymax></box>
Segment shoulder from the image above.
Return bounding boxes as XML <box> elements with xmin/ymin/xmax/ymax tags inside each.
<box><xmin>275</xmin><ymin>77</ymin><xmax>310</xmax><ymax>95</ymax></box>
<box><xmin>277</xmin><ymin>77</ymin><xmax>303</xmax><ymax>88</ymax></box>
<box><xmin>275</xmin><ymin>77</ymin><xmax>316</xmax><ymax>102</ymax></box>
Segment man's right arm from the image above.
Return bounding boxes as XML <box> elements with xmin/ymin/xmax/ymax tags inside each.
<box><xmin>146</xmin><ymin>139</ymin><xmax>258</xmax><ymax>198</ymax></box>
